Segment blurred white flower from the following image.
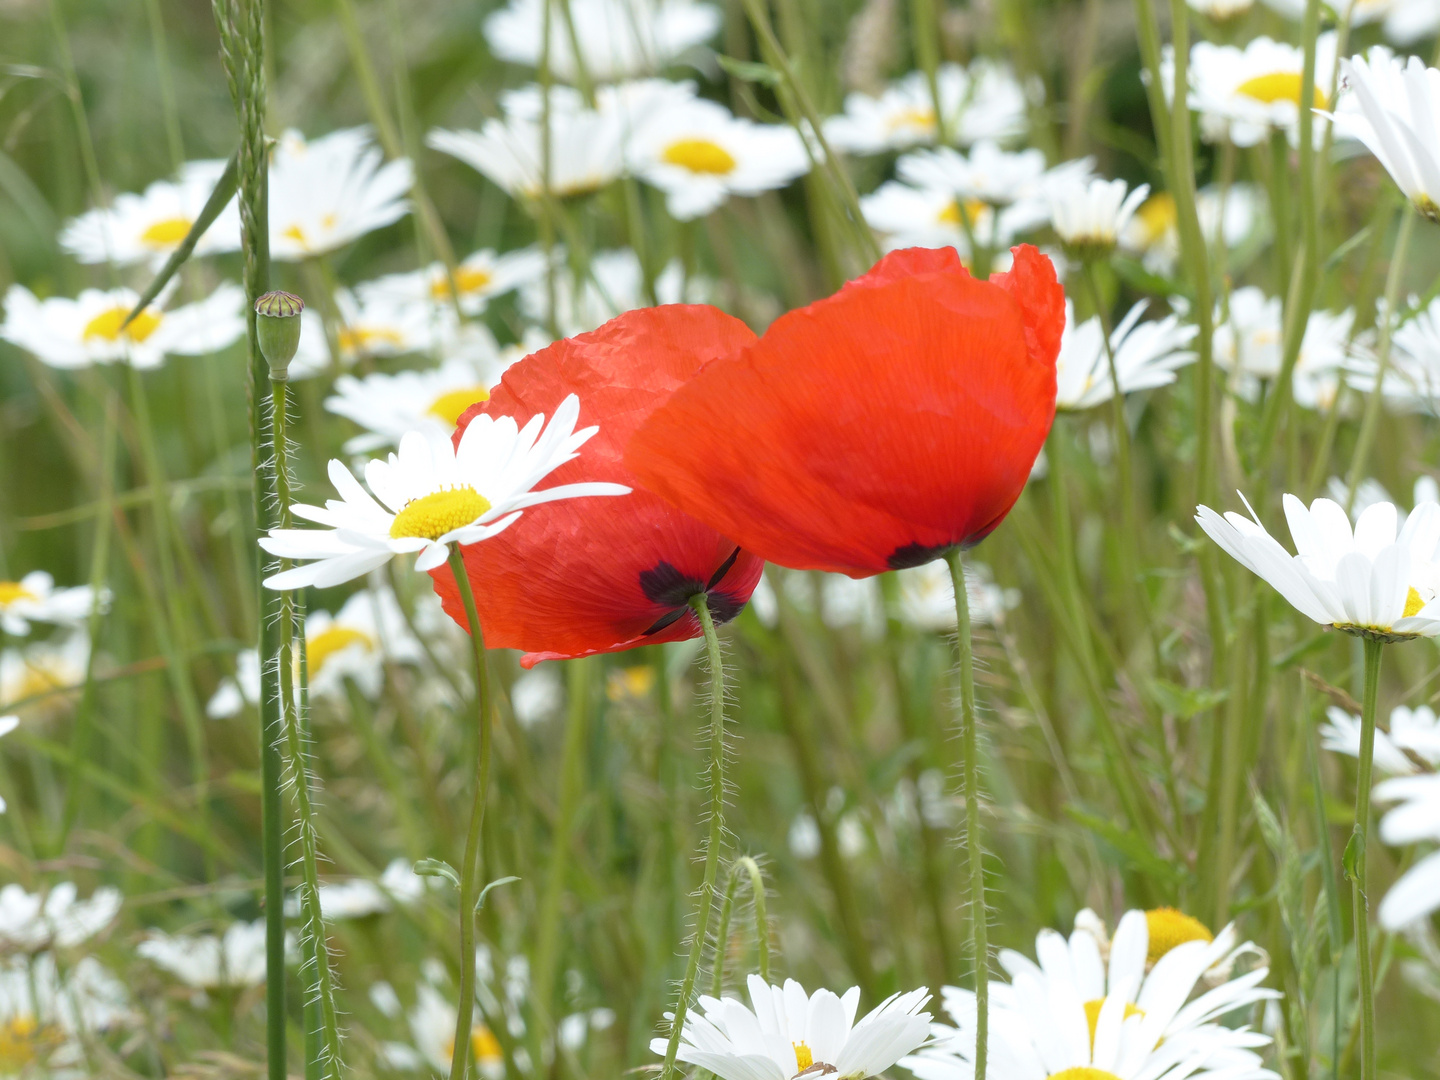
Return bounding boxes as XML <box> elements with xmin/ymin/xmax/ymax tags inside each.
<box><xmin>1120</xmin><ymin>185</ymin><xmax>1263</xmax><ymax>275</ymax></box>
<box><xmin>0</xmin><ymin>573</ymin><xmax>104</xmax><ymax>637</ymax></box>
<box><xmin>1373</xmin><ymin>772</ymin><xmax>1440</xmax><ymax>929</ymax></box>
<box><xmin>628</xmin><ymin>96</ymin><xmax>811</xmax><ymax>219</ymax></box>
<box><xmin>1214</xmin><ymin>286</ymin><xmax>1282</xmax><ymax>384</ymax></box>
<box><xmin>138</xmin><ymin>920</ymin><xmax>279</xmax><ymax>989</ymax></box>
<box><xmin>905</xmin><ymin>911</ymin><xmax>1278</xmax><ymax>1080</ymax></box>
<box><xmin>326</xmin><ymin>355</ymin><xmax>518</xmax><ymax>454</ymax></box>
<box><xmin>1</xmin><ymin>633</ymin><xmax>91</xmax><ymax>716</ymax></box>
<box><xmin>268</xmin><ymin>127</ymin><xmax>412</xmax><ymax>260</ymax></box>
<box><xmin>1049</xmin><ymin>176</ymin><xmax>1149</xmax><ymax>255</ymax></box>
<box><xmin>1323</xmin><ymin>477</ymin><xmax>1393</xmax><ymax>519</ymax></box>
<box><xmin>259</xmin><ymin>396</ymin><xmax>628</xmax><ymax>590</ymax></box>
<box><xmin>518</xmin><ymin>248</ymin><xmax>706</xmax><ymax>335</ymax></box>
<box><xmin>358</xmin><ymin>247</ymin><xmax>547</xmax><ymax>317</ymax></box>
<box><xmin>0</xmin><ymin>883</ymin><xmax>121</xmax><ymax>952</ymax></box>
<box><xmin>1330</xmin><ymin>54</ymin><xmax>1440</xmax><ymax>223</ymax></box>
<box><xmin>484</xmin><ymin>0</ymin><xmax>721</xmax><ymax>82</ymax></box>
<box><xmin>59</xmin><ymin>158</ymin><xmax>240</xmax><ymax>267</ymax></box>
<box><xmin>861</xmin><ymin>182</ymin><xmax>1027</xmax><ymax>255</ymax></box>
<box><xmin>0</xmin><ymin>716</ymin><xmax>14</xmax><ymax>813</ymax></box>
<box><xmin>206</xmin><ymin>648</ymin><xmax>260</xmax><ymax>719</ymax></box>
<box><xmin>0</xmin><ymin>283</ymin><xmax>245</xmax><ymax>371</ymax></box>
<box><xmin>652</xmin><ymin>975</ymin><xmax>932</xmax><ymax>1080</ymax></box>
<box><xmin>1321</xmin><ymin>704</ymin><xmax>1440</xmax><ymax>776</ymax></box>
<box><xmin>894</xmin><ymin>558</ymin><xmax>1019</xmax><ymax>631</ymax></box>
<box><xmin>287</xmin><ymin>859</ymin><xmax>435</xmax><ymax>921</ymax></box>
<box><xmin>0</xmin><ymin>953</ymin><xmax>131</xmax><ymax>1072</ymax></box>
<box><xmin>429</xmin><ymin>86</ymin><xmax>625</xmax><ymax>199</ymax></box>
<box><xmin>1289</xmin><ymin>308</ymin><xmax>1359</xmax><ymax>412</ymax></box>
<box><xmin>511</xmin><ymin>667</ymin><xmax>563</xmax><ymax>727</ymax></box>
<box><xmin>1187</xmin><ymin>0</ymin><xmax>1255</xmax><ymax>17</ymax></box>
<box><xmin>408</xmin><ymin>982</ymin><xmax>506</xmax><ymax>1078</ymax></box>
<box><xmin>289</xmin><ymin>290</ymin><xmax>498</xmax><ymax>379</ymax></box>
<box><xmin>825</xmin><ymin>61</ymin><xmax>1030</xmax><ymax>153</ymax></box>
<box><xmin>304</xmin><ymin>587</ymin><xmax>426</xmax><ymax>700</ymax></box>
<box><xmin>1345</xmin><ymin>297</ymin><xmax>1440</xmax><ymax>413</ymax></box>
<box><xmin>1178</xmin><ymin>35</ymin><xmax>1337</xmax><ymax>147</ymax></box>
<box><xmin>1195</xmin><ymin>494</ymin><xmax>1440</xmax><ymax>639</ymax></box>
<box><xmin>1263</xmin><ymin>0</ymin><xmax>1440</xmax><ymax>42</ymax></box>
<box><xmin>788</xmin><ymin>812</ymin><xmax>821</xmax><ymax>858</ymax></box>
<box><xmin>895</xmin><ymin>142</ymin><xmax>1089</xmax><ymax>217</ymax></box>
<box><xmin>1056</xmin><ymin>299</ymin><xmax>1197</xmax><ymax>411</ymax></box>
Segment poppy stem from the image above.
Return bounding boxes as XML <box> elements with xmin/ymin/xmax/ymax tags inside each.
<box><xmin>945</xmin><ymin>548</ymin><xmax>987</xmax><ymax>1080</ymax></box>
<box><xmin>660</xmin><ymin>594</ymin><xmax>729</xmax><ymax>1080</ymax></box>
<box><xmin>1352</xmin><ymin>637</ymin><xmax>1382</xmax><ymax>1080</ymax></box>
<box><xmin>447</xmin><ymin>542</ymin><xmax>493</xmax><ymax>1080</ymax></box>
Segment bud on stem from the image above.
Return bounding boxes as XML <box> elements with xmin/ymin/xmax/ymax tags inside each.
<box><xmin>255</xmin><ymin>291</ymin><xmax>304</xmax><ymax>381</ymax></box>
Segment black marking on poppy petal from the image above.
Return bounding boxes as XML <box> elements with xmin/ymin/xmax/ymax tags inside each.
<box><xmin>705</xmin><ymin>546</ymin><xmax>742</xmax><ymax>590</ymax></box>
<box><xmin>887</xmin><ymin>541</ymin><xmax>957</xmax><ymax>570</ymax></box>
<box><xmin>707</xmin><ymin>592</ymin><xmax>746</xmax><ymax>625</ymax></box>
<box><xmin>640</xmin><ymin>606</ymin><xmax>689</xmax><ymax>637</ymax></box>
<box><xmin>638</xmin><ymin>561</ymin><xmax>706</xmax><ymax>607</ymax></box>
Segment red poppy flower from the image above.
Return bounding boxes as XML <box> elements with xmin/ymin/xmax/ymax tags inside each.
<box><xmin>624</xmin><ymin>245</ymin><xmax>1064</xmax><ymax>577</ymax></box>
<box><xmin>429</xmin><ymin>305</ymin><xmax>765</xmax><ymax>667</ymax></box>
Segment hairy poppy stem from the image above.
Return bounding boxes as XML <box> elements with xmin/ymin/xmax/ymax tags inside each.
<box><xmin>1353</xmin><ymin>638</ymin><xmax>1382</xmax><ymax>1080</ymax></box>
<box><xmin>711</xmin><ymin>855</ymin><xmax>769</xmax><ymax>998</ymax></box>
<box><xmin>660</xmin><ymin>594</ymin><xmax>729</xmax><ymax>1080</ymax></box>
<box><xmin>945</xmin><ymin>548</ymin><xmax>987</xmax><ymax>1080</ymax></box>
<box><xmin>447</xmin><ymin>543</ymin><xmax>493</xmax><ymax>1080</ymax></box>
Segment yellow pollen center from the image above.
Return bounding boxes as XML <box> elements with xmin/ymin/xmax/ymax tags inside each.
<box><xmin>1235</xmin><ymin>72</ymin><xmax>1327</xmax><ymax>108</ymax></box>
<box><xmin>83</xmin><ymin>306</ymin><xmax>161</xmax><ymax>344</ymax></box>
<box><xmin>793</xmin><ymin>1042</ymin><xmax>814</xmax><ymax>1072</ymax></box>
<box><xmin>338</xmin><ymin>326</ymin><xmax>407</xmax><ymax>353</ymax></box>
<box><xmin>607</xmin><ymin>665</ymin><xmax>657</xmax><ymax>702</ymax></box>
<box><xmin>0</xmin><ymin>582</ymin><xmax>38</xmax><ymax>607</ymax></box>
<box><xmin>306</xmin><ymin>626</ymin><xmax>374</xmax><ymax>675</ymax></box>
<box><xmin>432</xmin><ymin>267</ymin><xmax>495</xmax><ymax>300</ymax></box>
<box><xmin>427</xmin><ymin>386</ymin><xmax>492</xmax><ymax>427</ymax></box>
<box><xmin>0</xmin><ymin>1015</ymin><xmax>62</xmax><ymax>1070</ymax></box>
<box><xmin>1083</xmin><ymin>1000</ymin><xmax>1145</xmax><ymax>1048</ymax></box>
<box><xmin>389</xmin><ymin>486</ymin><xmax>491</xmax><ymax>541</ymax></box>
<box><xmin>139</xmin><ymin>216</ymin><xmax>194</xmax><ymax>248</ymax></box>
<box><xmin>1048</xmin><ymin>1071</ymin><xmax>1124</xmax><ymax>1080</ymax></box>
<box><xmin>1404</xmin><ymin>587</ymin><xmax>1426</xmax><ymax>619</ymax></box>
<box><xmin>1145</xmin><ymin>907</ymin><xmax>1213</xmax><ymax>963</ymax></box>
<box><xmin>444</xmin><ymin>1025</ymin><xmax>503</xmax><ymax>1067</ymax></box>
<box><xmin>662</xmin><ymin>138</ymin><xmax>737</xmax><ymax>175</ymax></box>
<box><xmin>281</xmin><ymin>223</ymin><xmax>310</xmax><ymax>248</ymax></box>
<box><xmin>1136</xmin><ymin>193</ymin><xmax>1177</xmax><ymax>244</ymax></box>
<box><xmin>939</xmin><ymin>199</ymin><xmax>989</xmax><ymax>226</ymax></box>
<box><xmin>887</xmin><ymin>106</ymin><xmax>937</xmax><ymax>133</ymax></box>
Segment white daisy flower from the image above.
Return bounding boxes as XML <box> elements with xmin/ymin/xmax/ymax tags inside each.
<box><xmin>1187</xmin><ymin>0</ymin><xmax>1255</xmax><ymax>18</ymax></box>
<box><xmin>0</xmin><ymin>282</ymin><xmax>245</xmax><ymax>371</ymax></box>
<box><xmin>825</xmin><ymin>61</ymin><xmax>1030</xmax><ymax>154</ymax></box>
<box><xmin>511</xmin><ymin>667</ymin><xmax>564</xmax><ymax>727</ymax></box>
<box><xmin>408</xmin><ymin>982</ymin><xmax>506</xmax><ymax>1078</ymax></box>
<box><xmin>259</xmin><ymin>394</ymin><xmax>630</xmax><ymax>590</ymax></box>
<box><xmin>0</xmin><ymin>882</ymin><xmax>121</xmax><ymax>952</ymax></box>
<box><xmin>0</xmin><ymin>953</ymin><xmax>132</xmax><ymax>1073</ymax></box>
<box><xmin>1380</xmin><ymin>0</ymin><xmax>1440</xmax><ymax>43</ymax></box>
<box><xmin>861</xmin><ymin>181</ymin><xmax>1028</xmax><ymax>255</ymax></box>
<box><xmin>1177</xmin><ymin>35</ymin><xmax>1338</xmax><ymax>147</ymax></box>
<box><xmin>326</xmin><ymin>355</ymin><xmax>519</xmax><ymax>454</ymax></box>
<box><xmin>1322</xmin><ymin>704</ymin><xmax>1440</xmax><ymax>776</ymax></box>
<box><xmin>0</xmin><ymin>716</ymin><xmax>14</xmax><ymax>813</ymax></box>
<box><xmin>651</xmin><ymin>975</ymin><xmax>932</xmax><ymax>1080</ymax></box>
<box><xmin>357</xmin><ymin>247</ymin><xmax>547</xmax><ymax>317</ymax></box>
<box><xmin>305</xmin><ymin>587</ymin><xmax>426</xmax><ymax>699</ymax></box>
<box><xmin>1195</xmin><ymin>494</ymin><xmax>1440</xmax><ymax>640</ymax></box>
<box><xmin>206</xmin><ymin>649</ymin><xmax>260</xmax><ymax>720</ymax></box>
<box><xmin>1049</xmin><ymin>177</ymin><xmax>1149</xmax><ymax>257</ymax></box>
<box><xmin>628</xmin><ymin>96</ymin><xmax>811</xmax><ymax>219</ymax></box>
<box><xmin>0</xmin><ymin>572</ymin><xmax>104</xmax><ymax>637</ymax></box>
<box><xmin>428</xmin><ymin>85</ymin><xmax>625</xmax><ymax>200</ymax></box>
<box><xmin>518</xmin><ymin>248</ymin><xmax>706</xmax><ymax>335</ymax></box>
<box><xmin>1323</xmin><ymin>477</ymin><xmax>1394</xmax><ymax>518</ymax></box>
<box><xmin>268</xmin><ymin>127</ymin><xmax>413</xmax><ymax>260</ymax></box>
<box><xmin>1214</xmin><ymin>290</ymin><xmax>1360</xmax><ymax>408</ymax></box>
<box><xmin>896</xmin><ymin>142</ymin><xmax>1090</xmax><ymax>215</ymax></box>
<box><xmin>903</xmin><ymin>912</ymin><xmax>1279</xmax><ymax>1080</ymax></box>
<box><xmin>788</xmin><ymin>812</ymin><xmax>822</xmax><ymax>858</ymax></box>
<box><xmin>286</xmin><ymin>859</ymin><xmax>434</xmax><ymax>921</ymax></box>
<box><xmin>483</xmin><ymin>0</ymin><xmax>721</xmax><ymax>82</ymax></box>
<box><xmin>895</xmin><ymin>559</ymin><xmax>1019</xmax><ymax>632</ymax></box>
<box><xmin>1329</xmin><ymin>54</ymin><xmax>1440</xmax><ymax>223</ymax></box>
<box><xmin>1345</xmin><ymin>297</ymin><xmax>1440</xmax><ymax>413</ymax></box>
<box><xmin>1290</xmin><ymin>309</ymin><xmax>1359</xmax><ymax>412</ymax></box>
<box><xmin>1120</xmin><ymin>185</ymin><xmax>1264</xmax><ymax>275</ymax></box>
<box><xmin>59</xmin><ymin>158</ymin><xmax>240</xmax><ymax>267</ymax></box>
<box><xmin>1</xmin><ymin>632</ymin><xmax>91</xmax><ymax>716</ymax></box>
<box><xmin>1373</xmin><ymin>772</ymin><xmax>1440</xmax><ymax>929</ymax></box>
<box><xmin>137</xmin><ymin>920</ymin><xmax>281</xmax><ymax>989</ymax></box>
<box><xmin>1056</xmin><ymin>299</ymin><xmax>1197</xmax><ymax>411</ymax></box>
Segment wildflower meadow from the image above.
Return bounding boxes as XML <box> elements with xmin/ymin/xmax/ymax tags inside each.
<box><xmin>2</xmin><ymin>0</ymin><xmax>1440</xmax><ymax>1077</ymax></box>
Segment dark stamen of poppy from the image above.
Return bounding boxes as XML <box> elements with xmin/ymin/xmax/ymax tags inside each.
<box><xmin>887</xmin><ymin>541</ymin><xmax>956</xmax><ymax>570</ymax></box>
<box><xmin>706</xmin><ymin>546</ymin><xmax>742</xmax><ymax>590</ymax></box>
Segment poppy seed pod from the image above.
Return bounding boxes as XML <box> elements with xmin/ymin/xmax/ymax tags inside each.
<box><xmin>254</xmin><ymin>290</ymin><xmax>305</xmax><ymax>380</ymax></box>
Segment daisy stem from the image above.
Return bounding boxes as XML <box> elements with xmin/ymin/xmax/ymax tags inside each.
<box><xmin>1352</xmin><ymin>637</ymin><xmax>1382</xmax><ymax>1080</ymax></box>
<box><xmin>446</xmin><ymin>542</ymin><xmax>494</xmax><ymax>1080</ymax></box>
<box><xmin>944</xmin><ymin>546</ymin><xmax>987</xmax><ymax>1080</ymax></box>
<box><xmin>660</xmin><ymin>594</ymin><xmax>729</xmax><ymax>1080</ymax></box>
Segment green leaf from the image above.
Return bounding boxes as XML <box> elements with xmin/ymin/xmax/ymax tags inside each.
<box><xmin>414</xmin><ymin>858</ymin><xmax>462</xmax><ymax>889</ymax></box>
<box><xmin>475</xmin><ymin>875</ymin><xmax>520</xmax><ymax>912</ymax></box>
<box><xmin>717</xmin><ymin>55</ymin><xmax>781</xmax><ymax>86</ymax></box>
<box><xmin>1342</xmin><ymin>827</ymin><xmax>1364</xmax><ymax>883</ymax></box>
<box><xmin>1066</xmin><ymin>807</ymin><xmax>1188</xmax><ymax>887</ymax></box>
<box><xmin>121</xmin><ymin>149</ymin><xmax>240</xmax><ymax>329</ymax></box>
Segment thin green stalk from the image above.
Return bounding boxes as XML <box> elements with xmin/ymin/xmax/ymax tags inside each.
<box><xmin>945</xmin><ymin>547</ymin><xmax>987</xmax><ymax>1080</ymax></box>
<box><xmin>909</xmin><ymin>0</ymin><xmax>945</xmax><ymax>143</ymax></box>
<box><xmin>1352</xmin><ymin>638</ymin><xmax>1382</xmax><ymax>1080</ymax></box>
<box><xmin>710</xmin><ymin>855</ymin><xmax>769</xmax><ymax>998</ymax></box>
<box><xmin>659</xmin><ymin>594</ymin><xmax>729</xmax><ymax>1080</ymax></box>
<box><xmin>142</xmin><ymin>0</ymin><xmax>186</xmax><ymax>169</ymax></box>
<box><xmin>446</xmin><ymin>543</ymin><xmax>494</xmax><ymax>1080</ymax></box>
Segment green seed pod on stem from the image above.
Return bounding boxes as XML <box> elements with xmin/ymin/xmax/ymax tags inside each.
<box><xmin>254</xmin><ymin>290</ymin><xmax>304</xmax><ymax>380</ymax></box>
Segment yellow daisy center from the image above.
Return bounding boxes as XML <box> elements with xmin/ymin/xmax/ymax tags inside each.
<box><xmin>0</xmin><ymin>581</ymin><xmax>38</xmax><ymax>607</ymax></box>
<box><xmin>281</xmin><ymin>223</ymin><xmax>310</xmax><ymax>249</ymax></box>
<box><xmin>1145</xmin><ymin>907</ymin><xmax>1213</xmax><ymax>963</ymax></box>
<box><xmin>427</xmin><ymin>386</ymin><xmax>492</xmax><ymax>427</ymax></box>
<box><xmin>887</xmin><ymin>106</ymin><xmax>936</xmax><ymax>133</ymax></box>
<box><xmin>1083</xmin><ymin>999</ymin><xmax>1145</xmax><ymax>1048</ymax></box>
<box><xmin>662</xmin><ymin>138</ymin><xmax>737</xmax><ymax>176</ymax></box>
<box><xmin>0</xmin><ymin>1015</ymin><xmax>62</xmax><ymax>1070</ymax></box>
<box><xmin>939</xmin><ymin>199</ymin><xmax>989</xmax><ymax>227</ymax></box>
<box><xmin>139</xmin><ymin>216</ymin><xmax>193</xmax><ymax>248</ymax></box>
<box><xmin>389</xmin><ymin>487</ymin><xmax>491</xmax><ymax>541</ymax></box>
<box><xmin>607</xmin><ymin>666</ymin><xmax>656</xmax><ymax>702</ymax></box>
<box><xmin>83</xmin><ymin>306</ymin><xmax>161</xmax><ymax>344</ymax></box>
<box><xmin>306</xmin><ymin>626</ymin><xmax>374</xmax><ymax>675</ymax></box>
<box><xmin>338</xmin><ymin>326</ymin><xmax>407</xmax><ymax>354</ymax></box>
<box><xmin>444</xmin><ymin>1024</ymin><xmax>504</xmax><ymax>1067</ymax></box>
<box><xmin>793</xmin><ymin>1042</ymin><xmax>814</xmax><ymax>1071</ymax></box>
<box><xmin>432</xmin><ymin>267</ymin><xmax>495</xmax><ymax>300</ymax></box>
<box><xmin>1235</xmin><ymin>72</ymin><xmax>1327</xmax><ymax>108</ymax></box>
<box><xmin>1404</xmin><ymin>587</ymin><xmax>1426</xmax><ymax>619</ymax></box>
<box><xmin>1136</xmin><ymin>193</ymin><xmax>1177</xmax><ymax>245</ymax></box>
<box><xmin>1049</xmin><ymin>1071</ymin><xmax>1123</xmax><ymax>1080</ymax></box>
